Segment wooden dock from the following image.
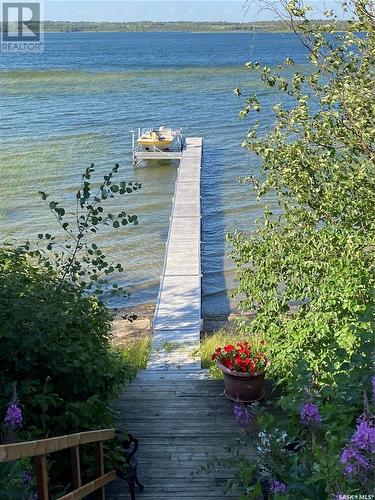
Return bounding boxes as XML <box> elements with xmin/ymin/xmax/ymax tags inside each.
<box><xmin>148</xmin><ymin>137</ymin><xmax>203</xmax><ymax>371</ymax></box>
<box><xmin>107</xmin><ymin>137</ymin><xmax>254</xmax><ymax>499</ymax></box>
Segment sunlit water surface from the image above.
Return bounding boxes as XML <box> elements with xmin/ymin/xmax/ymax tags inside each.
<box><xmin>0</xmin><ymin>32</ymin><xmax>308</xmax><ymax>314</ymax></box>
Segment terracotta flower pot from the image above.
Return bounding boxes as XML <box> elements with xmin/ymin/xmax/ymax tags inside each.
<box><xmin>218</xmin><ymin>361</ymin><xmax>267</xmax><ymax>403</ymax></box>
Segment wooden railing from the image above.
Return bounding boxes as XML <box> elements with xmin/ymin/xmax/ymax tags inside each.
<box><xmin>0</xmin><ymin>428</ymin><xmax>116</xmax><ymax>500</ymax></box>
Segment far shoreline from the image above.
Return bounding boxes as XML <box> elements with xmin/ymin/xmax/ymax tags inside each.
<box><xmin>44</xmin><ymin>30</ymin><xmax>294</xmax><ymax>34</ymax></box>
<box><xmin>43</xmin><ymin>19</ymin><xmax>349</xmax><ymax>35</ymax></box>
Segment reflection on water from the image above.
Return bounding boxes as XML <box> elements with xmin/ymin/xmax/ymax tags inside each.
<box><xmin>0</xmin><ymin>32</ymin><xmax>308</xmax><ymax>313</ymax></box>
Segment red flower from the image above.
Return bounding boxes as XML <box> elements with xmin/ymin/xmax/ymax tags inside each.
<box><xmin>226</xmin><ymin>359</ymin><xmax>233</xmax><ymax>370</ymax></box>
<box><xmin>212</xmin><ymin>341</ymin><xmax>267</xmax><ymax>373</ymax></box>
<box><xmin>239</xmin><ymin>348</ymin><xmax>250</xmax><ymax>355</ymax></box>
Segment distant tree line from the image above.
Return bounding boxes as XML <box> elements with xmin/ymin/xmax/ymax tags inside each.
<box><xmin>44</xmin><ymin>20</ymin><xmax>350</xmax><ymax>33</ymax></box>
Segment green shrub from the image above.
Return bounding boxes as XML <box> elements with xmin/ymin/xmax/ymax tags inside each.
<box><xmin>231</xmin><ymin>0</ymin><xmax>374</xmax><ymax>389</ymax></box>
<box><xmin>223</xmin><ymin>0</ymin><xmax>375</xmax><ymax>497</ymax></box>
<box><xmin>0</xmin><ymin>245</ymin><xmax>129</xmax><ymax>437</ymax></box>
<box><xmin>0</xmin><ymin>458</ymin><xmax>36</xmax><ymax>500</ymax></box>
<box><xmin>1</xmin><ymin>162</ymin><xmax>141</xmax><ymax>438</ymax></box>
<box><xmin>0</xmin><ymin>163</ymin><xmax>141</xmax><ymax>495</ymax></box>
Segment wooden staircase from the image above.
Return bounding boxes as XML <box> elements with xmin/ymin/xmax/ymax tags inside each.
<box><xmin>107</xmin><ymin>371</ymin><xmax>254</xmax><ymax>499</ymax></box>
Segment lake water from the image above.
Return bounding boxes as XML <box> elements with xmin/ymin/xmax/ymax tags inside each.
<box><xmin>0</xmin><ymin>32</ymin><xmax>308</xmax><ymax>314</ymax></box>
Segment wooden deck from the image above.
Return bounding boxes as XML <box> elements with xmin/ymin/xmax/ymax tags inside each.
<box><xmin>107</xmin><ymin>376</ymin><xmax>253</xmax><ymax>499</ymax></box>
<box><xmin>106</xmin><ymin>137</ymin><xmax>253</xmax><ymax>499</ymax></box>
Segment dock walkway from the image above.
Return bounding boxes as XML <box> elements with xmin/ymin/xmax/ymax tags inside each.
<box><xmin>147</xmin><ymin>137</ymin><xmax>203</xmax><ymax>371</ymax></box>
<box><xmin>107</xmin><ymin>138</ymin><xmax>254</xmax><ymax>499</ymax></box>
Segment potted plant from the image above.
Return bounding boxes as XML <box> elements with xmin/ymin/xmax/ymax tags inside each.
<box><xmin>211</xmin><ymin>340</ymin><xmax>268</xmax><ymax>403</ymax></box>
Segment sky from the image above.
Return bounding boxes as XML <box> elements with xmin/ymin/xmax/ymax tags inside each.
<box><xmin>44</xmin><ymin>1</ymin><xmax>348</xmax><ymax>23</ymax></box>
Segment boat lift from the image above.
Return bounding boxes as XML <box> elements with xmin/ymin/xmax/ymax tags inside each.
<box><xmin>131</xmin><ymin>128</ymin><xmax>185</xmax><ymax>166</ymax></box>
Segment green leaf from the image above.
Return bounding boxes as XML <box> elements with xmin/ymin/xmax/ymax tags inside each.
<box><xmin>252</xmin><ymin>481</ymin><xmax>263</xmax><ymax>499</ymax></box>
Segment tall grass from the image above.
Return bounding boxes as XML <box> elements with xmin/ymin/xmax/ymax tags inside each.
<box><xmin>112</xmin><ymin>337</ymin><xmax>151</xmax><ymax>381</ymax></box>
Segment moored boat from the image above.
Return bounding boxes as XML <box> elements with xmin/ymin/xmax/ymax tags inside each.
<box><xmin>137</xmin><ymin>126</ymin><xmax>183</xmax><ymax>152</ymax></box>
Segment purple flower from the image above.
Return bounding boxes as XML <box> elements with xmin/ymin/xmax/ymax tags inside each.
<box><xmin>270</xmin><ymin>480</ymin><xmax>287</xmax><ymax>495</ymax></box>
<box><xmin>22</xmin><ymin>471</ymin><xmax>32</xmax><ymax>484</ymax></box>
<box><xmin>300</xmin><ymin>402</ymin><xmax>321</xmax><ymax>427</ymax></box>
<box><xmin>351</xmin><ymin>417</ymin><xmax>375</xmax><ymax>453</ymax></box>
<box><xmin>340</xmin><ymin>446</ymin><xmax>371</xmax><ymax>477</ymax></box>
<box><xmin>371</xmin><ymin>375</ymin><xmax>375</xmax><ymax>402</ymax></box>
<box><xmin>4</xmin><ymin>402</ymin><xmax>23</xmax><ymax>429</ymax></box>
<box><xmin>233</xmin><ymin>403</ymin><xmax>251</xmax><ymax>427</ymax></box>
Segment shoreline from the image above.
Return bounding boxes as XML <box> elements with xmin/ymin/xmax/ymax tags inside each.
<box><xmin>43</xmin><ymin>19</ymin><xmax>349</xmax><ymax>34</ymax></box>
<box><xmin>44</xmin><ymin>30</ymin><xmax>294</xmax><ymax>34</ymax></box>
<box><xmin>110</xmin><ymin>302</ymin><xmax>254</xmax><ymax>346</ymax></box>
